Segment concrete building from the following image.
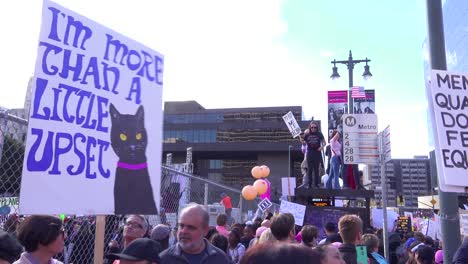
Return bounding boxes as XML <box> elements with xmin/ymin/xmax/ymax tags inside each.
<box><xmin>162</xmin><ymin>101</ymin><xmax>316</xmax><ymax>205</ymax></box>
<box><xmin>366</xmin><ymin>156</ymin><xmax>432</xmax><ymax>208</ymax></box>
<box><xmin>0</xmin><ymin>108</ymin><xmax>28</xmax><ymax>143</ymax></box>
<box><xmin>0</xmin><ymin>77</ymin><xmax>32</xmax><ymax>143</ymax></box>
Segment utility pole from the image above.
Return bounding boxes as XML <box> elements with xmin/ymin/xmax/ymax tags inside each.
<box><xmin>379</xmin><ymin>133</ymin><xmax>389</xmax><ymax>260</ymax></box>
<box><xmin>425</xmin><ymin>1</ymin><xmax>462</xmax><ymax>262</ymax></box>
<box><xmin>330</xmin><ymin>51</ymin><xmax>372</xmax><ymax>188</ymax></box>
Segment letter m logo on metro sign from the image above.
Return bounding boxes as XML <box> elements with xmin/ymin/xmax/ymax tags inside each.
<box><xmin>427</xmin><ymin>70</ymin><xmax>468</xmax><ymax>192</ymax></box>
<box><xmin>344</xmin><ymin>116</ymin><xmax>357</xmax><ymax>127</ymax></box>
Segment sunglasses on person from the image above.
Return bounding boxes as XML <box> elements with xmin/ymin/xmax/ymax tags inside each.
<box><xmin>60</xmin><ymin>228</ymin><xmax>65</xmax><ymax>235</ymax></box>
<box><xmin>47</xmin><ymin>223</ymin><xmax>65</xmax><ymax>239</ymax></box>
<box><xmin>310</xmin><ymin>126</ymin><xmax>318</xmax><ymax>129</ymax></box>
<box><xmin>124</xmin><ymin>221</ymin><xmax>144</xmax><ymax>229</ymax></box>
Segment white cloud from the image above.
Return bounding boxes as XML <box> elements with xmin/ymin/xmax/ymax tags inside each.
<box><xmin>378</xmin><ymin>102</ymin><xmax>430</xmax><ymax>158</ymax></box>
<box><xmin>319</xmin><ymin>50</ymin><xmax>335</xmax><ymax>58</ymax></box>
<box><xmin>1</xmin><ymin>0</ymin><xmax>315</xmax><ymax>112</ymax></box>
<box><xmin>446</xmin><ymin>49</ymin><xmax>458</xmax><ymax>69</ymax></box>
<box><xmin>422</xmin><ymin>40</ymin><xmax>430</xmax><ymax>63</ymax></box>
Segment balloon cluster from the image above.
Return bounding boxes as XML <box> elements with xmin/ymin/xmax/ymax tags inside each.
<box><xmin>241</xmin><ymin>165</ymin><xmax>270</xmax><ymax>201</ymax></box>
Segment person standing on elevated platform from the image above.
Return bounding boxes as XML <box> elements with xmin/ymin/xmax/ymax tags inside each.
<box><xmin>302</xmin><ymin>121</ymin><xmax>326</xmax><ymax>189</ymax></box>
<box><xmin>326</xmin><ymin>130</ymin><xmax>342</xmax><ymax>190</ymax></box>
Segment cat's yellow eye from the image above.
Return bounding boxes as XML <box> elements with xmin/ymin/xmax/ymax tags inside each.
<box><xmin>136</xmin><ymin>133</ymin><xmax>142</xmax><ymax>140</ymax></box>
<box><xmin>120</xmin><ymin>133</ymin><xmax>127</xmax><ymax>141</ymax></box>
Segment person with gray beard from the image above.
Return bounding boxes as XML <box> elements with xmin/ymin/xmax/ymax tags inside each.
<box><xmin>160</xmin><ymin>204</ymin><xmax>230</xmax><ymax>264</ymax></box>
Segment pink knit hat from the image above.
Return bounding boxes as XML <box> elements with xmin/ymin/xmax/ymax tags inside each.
<box><xmin>331</xmin><ymin>242</ymin><xmax>342</xmax><ymax>248</ymax></box>
<box><xmin>255</xmin><ymin>226</ymin><xmax>268</xmax><ymax>238</ymax></box>
<box><xmin>295</xmin><ymin>231</ymin><xmax>302</xmax><ymax>242</ymax></box>
<box><xmin>435</xmin><ymin>250</ymin><xmax>443</xmax><ymax>264</ymax></box>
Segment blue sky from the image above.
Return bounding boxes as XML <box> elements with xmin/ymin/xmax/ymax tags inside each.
<box><xmin>0</xmin><ymin>0</ymin><xmax>431</xmax><ymax>158</ymax></box>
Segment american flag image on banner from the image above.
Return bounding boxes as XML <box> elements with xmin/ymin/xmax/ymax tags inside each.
<box><xmin>351</xmin><ymin>86</ymin><xmax>366</xmax><ymax>98</ymax></box>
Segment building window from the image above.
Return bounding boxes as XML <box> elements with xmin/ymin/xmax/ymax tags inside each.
<box><xmin>163</xmin><ymin>129</ymin><xmax>217</xmax><ymax>143</ymax></box>
<box><xmin>165</xmin><ymin>114</ymin><xmax>224</xmax><ymax>124</ymax></box>
<box><xmin>209</xmin><ymin>160</ymin><xmax>223</xmax><ymax>169</ymax></box>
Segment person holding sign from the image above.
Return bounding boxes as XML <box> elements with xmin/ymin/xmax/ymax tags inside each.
<box><xmin>303</xmin><ymin>122</ymin><xmax>326</xmax><ymax>188</ymax></box>
<box><xmin>326</xmin><ymin>130</ymin><xmax>342</xmax><ymax>190</ymax></box>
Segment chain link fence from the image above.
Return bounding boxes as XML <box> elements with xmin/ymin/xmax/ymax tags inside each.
<box><xmin>0</xmin><ymin>110</ymin><xmax>27</xmax><ymax>232</ymax></box>
<box><xmin>0</xmin><ymin>110</ymin><xmax>278</xmax><ymax>264</ymax></box>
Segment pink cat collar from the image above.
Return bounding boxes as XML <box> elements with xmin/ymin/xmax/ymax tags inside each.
<box><xmin>117</xmin><ymin>162</ymin><xmax>148</xmax><ymax>170</ymax></box>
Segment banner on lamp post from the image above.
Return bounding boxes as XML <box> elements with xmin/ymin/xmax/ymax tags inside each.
<box><xmin>327</xmin><ymin>90</ymin><xmax>348</xmax><ymax>140</ymax></box>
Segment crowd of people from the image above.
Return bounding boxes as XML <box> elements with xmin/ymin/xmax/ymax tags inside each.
<box><xmin>2</xmin><ymin>203</ymin><xmax>468</xmax><ymax>264</ymax></box>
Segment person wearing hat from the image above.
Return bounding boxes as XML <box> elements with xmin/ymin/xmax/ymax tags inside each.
<box><xmin>414</xmin><ymin>245</ymin><xmax>434</xmax><ymax>264</ymax></box>
<box><xmin>108</xmin><ymin>238</ymin><xmax>161</xmax><ymax>264</ymax></box>
<box><xmin>150</xmin><ymin>225</ymin><xmax>171</xmax><ymax>251</ymax></box>
<box><xmin>249</xmin><ymin>226</ymin><xmax>267</xmax><ymax>248</ymax></box>
<box><xmin>434</xmin><ymin>249</ymin><xmax>443</xmax><ymax>264</ymax></box>
<box><xmin>0</xmin><ymin>230</ymin><xmax>23</xmax><ymax>264</ymax></box>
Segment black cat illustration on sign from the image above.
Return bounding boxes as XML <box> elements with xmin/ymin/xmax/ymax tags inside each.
<box><xmin>109</xmin><ymin>103</ymin><xmax>158</xmax><ymax>214</ymax></box>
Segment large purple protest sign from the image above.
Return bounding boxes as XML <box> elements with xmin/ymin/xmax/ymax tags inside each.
<box><xmin>19</xmin><ymin>0</ymin><xmax>164</xmax><ymax>215</ymax></box>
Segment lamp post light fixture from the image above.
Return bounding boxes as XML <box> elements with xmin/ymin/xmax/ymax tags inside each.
<box><xmin>330</xmin><ymin>60</ymin><xmax>341</xmax><ymax>80</ymax></box>
<box><xmin>330</xmin><ymin>50</ymin><xmax>372</xmax><ymax>189</ymax></box>
<box><xmin>330</xmin><ymin>50</ymin><xmax>372</xmax><ymax>114</ymax></box>
<box><xmin>363</xmin><ymin>61</ymin><xmax>373</xmax><ymax>80</ymax></box>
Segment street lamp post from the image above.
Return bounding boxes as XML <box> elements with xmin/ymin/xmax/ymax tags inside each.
<box><xmin>330</xmin><ymin>50</ymin><xmax>372</xmax><ymax>189</ymax></box>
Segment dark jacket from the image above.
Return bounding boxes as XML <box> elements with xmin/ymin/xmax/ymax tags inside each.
<box><xmin>160</xmin><ymin>239</ymin><xmax>230</xmax><ymax>264</ymax></box>
<box><xmin>325</xmin><ymin>233</ymin><xmax>343</xmax><ymax>244</ymax></box>
<box><xmin>339</xmin><ymin>243</ymin><xmax>379</xmax><ymax>264</ymax></box>
<box><xmin>339</xmin><ymin>244</ymin><xmax>358</xmax><ymax>264</ymax></box>
<box><xmin>453</xmin><ymin>237</ymin><xmax>468</xmax><ymax>264</ymax></box>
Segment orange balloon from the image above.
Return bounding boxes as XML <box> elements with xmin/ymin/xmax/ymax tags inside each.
<box><xmin>253</xmin><ymin>179</ymin><xmax>268</xmax><ymax>195</ymax></box>
<box><xmin>242</xmin><ymin>185</ymin><xmax>258</xmax><ymax>200</ymax></box>
<box><xmin>260</xmin><ymin>165</ymin><xmax>270</xmax><ymax>178</ymax></box>
<box><xmin>251</xmin><ymin>166</ymin><xmax>263</xmax><ymax>179</ymax></box>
